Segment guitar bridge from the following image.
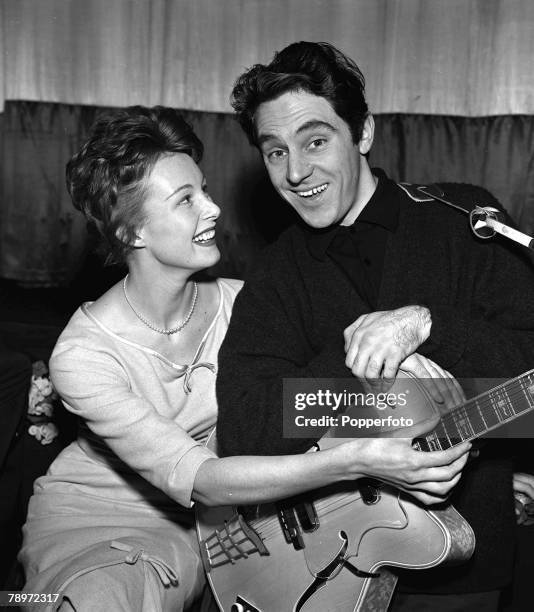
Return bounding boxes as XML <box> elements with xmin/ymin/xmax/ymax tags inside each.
<box><xmin>199</xmin><ymin>512</ymin><xmax>269</xmax><ymax>572</ymax></box>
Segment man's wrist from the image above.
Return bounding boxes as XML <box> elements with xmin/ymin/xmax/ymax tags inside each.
<box><xmin>392</xmin><ymin>305</ymin><xmax>432</xmax><ymax>350</ymax></box>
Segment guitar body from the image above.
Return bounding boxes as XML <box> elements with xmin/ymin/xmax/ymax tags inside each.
<box><xmin>197</xmin><ymin>373</ymin><xmax>478</xmax><ymax>611</ymax></box>
<box><xmin>196</xmin><ymin>487</ymin><xmax>474</xmax><ymax>612</ymax></box>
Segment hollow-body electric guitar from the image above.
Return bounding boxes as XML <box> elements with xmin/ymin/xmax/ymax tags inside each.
<box><xmin>196</xmin><ymin>369</ymin><xmax>534</xmax><ymax>612</ymax></box>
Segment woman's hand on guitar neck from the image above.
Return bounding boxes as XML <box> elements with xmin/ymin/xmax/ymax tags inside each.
<box><xmin>334</xmin><ymin>437</ymin><xmax>472</xmax><ymax>506</ymax></box>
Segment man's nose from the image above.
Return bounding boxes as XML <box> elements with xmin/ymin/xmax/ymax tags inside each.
<box><xmin>286</xmin><ymin>153</ymin><xmax>312</xmax><ymax>185</ymax></box>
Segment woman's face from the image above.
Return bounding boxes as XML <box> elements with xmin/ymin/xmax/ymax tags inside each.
<box><xmin>135</xmin><ymin>153</ymin><xmax>221</xmax><ymax>272</ymax></box>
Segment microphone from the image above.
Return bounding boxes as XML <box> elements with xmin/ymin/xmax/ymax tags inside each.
<box><xmin>469</xmin><ymin>206</ymin><xmax>534</xmax><ymax>250</ymax></box>
<box><xmin>415</xmin><ymin>184</ymin><xmax>534</xmax><ymax>251</ymax></box>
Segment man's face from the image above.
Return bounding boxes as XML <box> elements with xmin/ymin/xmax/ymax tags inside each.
<box><xmin>254</xmin><ymin>90</ymin><xmax>375</xmax><ymax>228</ymax></box>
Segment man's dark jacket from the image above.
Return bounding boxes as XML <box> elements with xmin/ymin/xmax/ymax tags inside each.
<box><xmin>217</xmin><ymin>172</ymin><xmax>534</xmax><ymax>593</ymax></box>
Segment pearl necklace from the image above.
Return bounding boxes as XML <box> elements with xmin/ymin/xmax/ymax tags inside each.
<box><xmin>122</xmin><ymin>275</ymin><xmax>198</xmax><ymax>335</ymax></box>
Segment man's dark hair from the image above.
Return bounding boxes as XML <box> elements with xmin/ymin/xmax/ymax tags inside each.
<box><xmin>231</xmin><ymin>41</ymin><xmax>369</xmax><ymax>146</ymax></box>
<box><xmin>66</xmin><ymin>106</ymin><xmax>203</xmax><ymax>266</ymax></box>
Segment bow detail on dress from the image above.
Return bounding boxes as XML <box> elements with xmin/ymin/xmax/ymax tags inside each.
<box><xmin>181</xmin><ymin>361</ymin><xmax>216</xmax><ymax>394</ymax></box>
<box><xmin>171</xmin><ymin>334</ymin><xmax>217</xmax><ymax>393</ymax></box>
<box><xmin>110</xmin><ymin>541</ymin><xmax>178</xmax><ymax>586</ymax></box>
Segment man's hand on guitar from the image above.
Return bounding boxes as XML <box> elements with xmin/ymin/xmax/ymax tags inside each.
<box><xmin>344</xmin><ymin>305</ymin><xmax>432</xmax><ymax>381</ymax></box>
<box><xmin>357</xmin><ymin>352</ymin><xmax>464</xmax><ymax>414</ymax></box>
<box><xmin>399</xmin><ymin>353</ymin><xmax>465</xmax><ymax>413</ymax></box>
<box><xmin>513</xmin><ymin>472</ymin><xmax>534</xmax><ymax>525</ymax></box>
<box><xmin>336</xmin><ymin>437</ymin><xmax>471</xmax><ymax>506</ymax></box>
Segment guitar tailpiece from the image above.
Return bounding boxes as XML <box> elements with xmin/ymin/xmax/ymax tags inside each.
<box><xmin>343</xmin><ymin>559</ymin><xmax>381</xmax><ymax>579</ymax></box>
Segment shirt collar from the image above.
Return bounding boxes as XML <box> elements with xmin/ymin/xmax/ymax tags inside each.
<box><xmin>305</xmin><ymin>168</ymin><xmax>400</xmax><ymax>261</ymax></box>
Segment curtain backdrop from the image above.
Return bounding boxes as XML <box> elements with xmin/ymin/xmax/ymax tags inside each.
<box><xmin>1</xmin><ymin>102</ymin><xmax>533</xmax><ymax>285</ymax></box>
<box><xmin>2</xmin><ymin>0</ymin><xmax>534</xmax><ymax>116</ymax></box>
<box><xmin>0</xmin><ymin>103</ymin><xmax>93</xmax><ymax>286</ymax></box>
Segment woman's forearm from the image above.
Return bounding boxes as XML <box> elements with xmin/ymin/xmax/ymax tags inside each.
<box><xmin>192</xmin><ymin>435</ymin><xmax>473</xmax><ymax>508</ymax></box>
<box><xmin>192</xmin><ymin>446</ymin><xmax>355</xmax><ymax>507</ymax></box>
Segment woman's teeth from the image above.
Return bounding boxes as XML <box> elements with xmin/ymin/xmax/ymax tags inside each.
<box><xmin>297</xmin><ymin>183</ymin><xmax>328</xmax><ymax>198</ymax></box>
<box><xmin>193</xmin><ymin>229</ymin><xmax>215</xmax><ymax>243</ymax></box>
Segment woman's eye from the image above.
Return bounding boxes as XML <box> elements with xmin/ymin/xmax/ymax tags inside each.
<box><xmin>178</xmin><ymin>195</ymin><xmax>192</xmax><ymax>206</ymax></box>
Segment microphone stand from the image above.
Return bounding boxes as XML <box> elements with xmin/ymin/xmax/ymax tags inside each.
<box><xmin>416</xmin><ymin>185</ymin><xmax>534</xmax><ymax>251</ymax></box>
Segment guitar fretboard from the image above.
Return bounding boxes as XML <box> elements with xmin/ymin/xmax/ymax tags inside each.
<box><xmin>414</xmin><ymin>369</ymin><xmax>534</xmax><ymax>452</ymax></box>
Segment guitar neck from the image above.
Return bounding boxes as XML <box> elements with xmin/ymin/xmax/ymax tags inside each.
<box><xmin>414</xmin><ymin>369</ymin><xmax>534</xmax><ymax>451</ymax></box>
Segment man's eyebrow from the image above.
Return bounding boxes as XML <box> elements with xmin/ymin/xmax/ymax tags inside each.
<box><xmin>257</xmin><ymin>120</ymin><xmax>337</xmax><ymax>147</ymax></box>
<box><xmin>295</xmin><ymin>120</ymin><xmax>337</xmax><ymax>136</ymax></box>
<box><xmin>257</xmin><ymin>133</ymin><xmax>281</xmax><ymax>148</ymax></box>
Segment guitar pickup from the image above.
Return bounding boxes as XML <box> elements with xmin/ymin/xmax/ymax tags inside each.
<box><xmin>277</xmin><ymin>506</ymin><xmax>305</xmax><ymax>550</ymax></box>
<box><xmin>294</xmin><ymin>501</ymin><xmax>319</xmax><ymax>532</ymax></box>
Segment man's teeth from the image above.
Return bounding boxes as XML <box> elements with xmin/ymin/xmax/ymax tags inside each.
<box><xmin>193</xmin><ymin>229</ymin><xmax>215</xmax><ymax>243</ymax></box>
<box><xmin>297</xmin><ymin>183</ymin><xmax>328</xmax><ymax>198</ymax></box>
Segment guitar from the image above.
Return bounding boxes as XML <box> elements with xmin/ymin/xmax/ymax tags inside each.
<box><xmin>196</xmin><ymin>369</ymin><xmax>534</xmax><ymax>612</ymax></box>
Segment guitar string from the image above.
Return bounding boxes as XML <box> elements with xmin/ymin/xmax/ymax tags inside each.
<box><xmin>245</xmin><ymin>495</ymin><xmax>360</xmax><ymax>540</ymax></box>
<box><xmin>226</xmin><ymin>377</ymin><xmax>534</xmax><ymax>544</ymax></box>
<box><xmin>247</xmin><ymin>382</ymin><xmax>533</xmax><ymax>541</ymax></box>
<box><xmin>421</xmin><ymin>378</ymin><xmax>532</xmax><ymax>441</ymax></box>
<box><xmin>250</xmin><ymin>493</ymin><xmax>368</xmax><ymax>540</ymax></box>
<box><xmin>442</xmin><ymin>382</ymin><xmax>532</xmax><ymax>427</ymax></box>
<box><xmin>208</xmin><ymin>493</ymin><xmax>370</xmax><ymax>549</ymax></box>
<box><xmin>430</xmin><ymin>381</ymin><xmax>534</xmax><ymax>447</ymax></box>
<box><xmin>442</xmin><ymin>378</ymin><xmax>532</xmax><ymax>428</ymax></box>
<box><xmin>252</xmin><ymin>493</ymin><xmax>386</xmax><ymax>543</ymax></box>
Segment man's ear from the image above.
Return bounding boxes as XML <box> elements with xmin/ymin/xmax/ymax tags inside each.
<box><xmin>358</xmin><ymin>114</ymin><xmax>375</xmax><ymax>155</ymax></box>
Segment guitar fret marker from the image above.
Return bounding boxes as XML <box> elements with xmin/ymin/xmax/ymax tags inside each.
<box><xmin>419</xmin><ymin>370</ymin><xmax>534</xmax><ymax>450</ymax></box>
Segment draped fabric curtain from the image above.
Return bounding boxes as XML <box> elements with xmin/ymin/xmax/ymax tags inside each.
<box><xmin>0</xmin><ymin>103</ymin><xmax>93</xmax><ymax>286</ymax></box>
<box><xmin>1</xmin><ymin>102</ymin><xmax>533</xmax><ymax>285</ymax></box>
<box><xmin>2</xmin><ymin>0</ymin><xmax>534</xmax><ymax>116</ymax></box>
<box><xmin>372</xmin><ymin>115</ymin><xmax>534</xmax><ymax>234</ymax></box>
<box><xmin>2</xmin><ymin>0</ymin><xmax>534</xmax><ymax>284</ymax></box>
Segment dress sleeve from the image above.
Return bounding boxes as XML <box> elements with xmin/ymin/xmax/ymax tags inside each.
<box><xmin>50</xmin><ymin>343</ymin><xmax>216</xmax><ymax>507</ymax></box>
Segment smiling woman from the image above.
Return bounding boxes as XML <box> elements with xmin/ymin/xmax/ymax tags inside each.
<box><xmin>18</xmin><ymin>106</ymin><xmax>237</xmax><ymax>611</ymax></box>
<box><xmin>132</xmin><ymin>153</ymin><xmax>220</xmax><ymax>275</ymax></box>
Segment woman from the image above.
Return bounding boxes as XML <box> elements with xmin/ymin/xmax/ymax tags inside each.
<box><xmin>19</xmin><ymin>106</ymin><xmax>469</xmax><ymax>611</ymax></box>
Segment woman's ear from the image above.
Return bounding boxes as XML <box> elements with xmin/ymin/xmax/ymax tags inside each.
<box><xmin>131</xmin><ymin>231</ymin><xmax>145</xmax><ymax>249</ymax></box>
<box><xmin>358</xmin><ymin>114</ymin><xmax>375</xmax><ymax>155</ymax></box>
<box><xmin>116</xmin><ymin>226</ymin><xmax>145</xmax><ymax>249</ymax></box>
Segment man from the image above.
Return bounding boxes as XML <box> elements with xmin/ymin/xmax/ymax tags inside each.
<box><xmin>216</xmin><ymin>41</ymin><xmax>534</xmax><ymax>610</ymax></box>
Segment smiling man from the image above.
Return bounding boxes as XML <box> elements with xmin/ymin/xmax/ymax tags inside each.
<box><xmin>216</xmin><ymin>42</ymin><xmax>534</xmax><ymax>610</ymax></box>
<box><xmin>255</xmin><ymin>92</ymin><xmax>375</xmax><ymax>229</ymax></box>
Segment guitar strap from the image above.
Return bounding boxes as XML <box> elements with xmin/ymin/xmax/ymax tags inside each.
<box><xmin>397</xmin><ymin>182</ymin><xmax>477</xmax><ymax>215</ymax></box>
<box><xmin>398</xmin><ymin>181</ymin><xmax>523</xmax><ymax>245</ymax></box>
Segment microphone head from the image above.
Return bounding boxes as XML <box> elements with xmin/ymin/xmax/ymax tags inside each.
<box><xmin>469</xmin><ymin>206</ymin><xmax>498</xmax><ymax>239</ymax></box>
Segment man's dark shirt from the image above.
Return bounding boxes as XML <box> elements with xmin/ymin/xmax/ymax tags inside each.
<box><xmin>307</xmin><ymin>168</ymin><xmax>399</xmax><ymax>309</ymax></box>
